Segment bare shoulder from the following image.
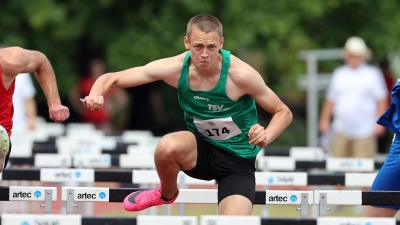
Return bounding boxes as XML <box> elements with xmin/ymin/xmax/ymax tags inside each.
<box><xmin>145</xmin><ymin>52</ymin><xmax>186</xmax><ymax>77</ymax></box>
<box><xmin>0</xmin><ymin>47</ymin><xmax>30</xmax><ymax>77</ymax></box>
<box><xmin>142</xmin><ymin>52</ymin><xmax>187</xmax><ymax>87</ymax></box>
<box><xmin>0</xmin><ymin>47</ymin><xmax>27</xmax><ymax>66</ymax></box>
<box><xmin>228</xmin><ymin>54</ymin><xmax>263</xmax><ymax>91</ymax></box>
<box><xmin>151</xmin><ymin>52</ymin><xmax>185</xmax><ymax>68</ymax></box>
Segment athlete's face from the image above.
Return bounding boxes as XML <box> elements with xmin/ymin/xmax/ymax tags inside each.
<box><xmin>184</xmin><ymin>28</ymin><xmax>224</xmax><ymax>69</ymax></box>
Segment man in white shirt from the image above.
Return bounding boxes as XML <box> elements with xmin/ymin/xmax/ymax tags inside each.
<box><xmin>12</xmin><ymin>73</ymin><xmax>37</xmax><ymax>130</ymax></box>
<box><xmin>319</xmin><ymin>37</ymin><xmax>388</xmax><ymax>158</ymax></box>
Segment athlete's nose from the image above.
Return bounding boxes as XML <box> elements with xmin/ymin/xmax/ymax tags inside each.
<box><xmin>200</xmin><ymin>49</ymin><xmax>208</xmax><ymax>58</ymax></box>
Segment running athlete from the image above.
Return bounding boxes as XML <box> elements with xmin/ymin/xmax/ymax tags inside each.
<box><xmin>83</xmin><ymin>14</ymin><xmax>292</xmax><ymax>215</ymax></box>
<box><xmin>0</xmin><ymin>47</ymin><xmax>70</xmax><ymax>172</ymax></box>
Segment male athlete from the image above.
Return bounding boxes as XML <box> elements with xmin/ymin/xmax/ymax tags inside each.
<box><xmin>83</xmin><ymin>14</ymin><xmax>292</xmax><ymax>215</ymax></box>
<box><xmin>0</xmin><ymin>47</ymin><xmax>70</xmax><ymax>172</ymax></box>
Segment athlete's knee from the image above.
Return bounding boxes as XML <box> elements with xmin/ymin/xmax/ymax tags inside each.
<box><xmin>155</xmin><ymin>134</ymin><xmax>186</xmax><ymax>160</ymax></box>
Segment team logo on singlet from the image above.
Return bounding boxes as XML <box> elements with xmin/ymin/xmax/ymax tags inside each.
<box><xmin>208</xmin><ymin>104</ymin><xmax>229</xmax><ymax>111</ymax></box>
<box><xmin>194</xmin><ymin>96</ymin><xmax>209</xmax><ymax>101</ymax></box>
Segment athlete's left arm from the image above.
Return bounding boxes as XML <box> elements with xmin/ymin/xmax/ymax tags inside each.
<box><xmin>237</xmin><ymin>66</ymin><xmax>293</xmax><ymax>147</ymax></box>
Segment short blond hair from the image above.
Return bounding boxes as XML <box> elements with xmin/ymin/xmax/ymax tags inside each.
<box><xmin>186</xmin><ymin>15</ymin><xmax>223</xmax><ymax>38</ymax></box>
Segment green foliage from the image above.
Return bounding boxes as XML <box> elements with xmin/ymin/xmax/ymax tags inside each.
<box><xmin>2</xmin><ymin>0</ymin><xmax>400</xmax><ymax>144</ymax></box>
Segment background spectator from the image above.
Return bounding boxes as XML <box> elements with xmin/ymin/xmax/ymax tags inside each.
<box><xmin>69</xmin><ymin>58</ymin><xmax>129</xmax><ymax>135</ymax></box>
<box><xmin>319</xmin><ymin>37</ymin><xmax>388</xmax><ymax>158</ymax></box>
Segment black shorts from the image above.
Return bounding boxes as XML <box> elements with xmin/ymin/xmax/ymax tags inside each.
<box><xmin>182</xmin><ymin>132</ymin><xmax>256</xmax><ymax>204</ymax></box>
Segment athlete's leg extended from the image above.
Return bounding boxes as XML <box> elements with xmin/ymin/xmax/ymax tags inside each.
<box><xmin>155</xmin><ymin>131</ymin><xmax>197</xmax><ymax>199</ymax></box>
<box><xmin>124</xmin><ymin>131</ymin><xmax>197</xmax><ymax>211</ymax></box>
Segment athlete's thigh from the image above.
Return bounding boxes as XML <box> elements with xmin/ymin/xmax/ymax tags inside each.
<box><xmin>181</xmin><ymin>132</ymin><xmax>214</xmax><ymax>181</ymax></box>
<box><xmin>157</xmin><ymin>131</ymin><xmax>197</xmax><ymax>171</ymax></box>
<box><xmin>217</xmin><ymin>174</ymin><xmax>254</xmax><ymax>215</ymax></box>
<box><xmin>218</xmin><ymin>194</ymin><xmax>252</xmax><ymax>215</ymax></box>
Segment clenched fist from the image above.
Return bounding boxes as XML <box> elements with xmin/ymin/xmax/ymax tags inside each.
<box><xmin>49</xmin><ymin>104</ymin><xmax>70</xmax><ymax>122</ymax></box>
<box><xmin>248</xmin><ymin>124</ymin><xmax>268</xmax><ymax>147</ymax></box>
<box><xmin>82</xmin><ymin>95</ymin><xmax>105</xmax><ymax>111</ymax></box>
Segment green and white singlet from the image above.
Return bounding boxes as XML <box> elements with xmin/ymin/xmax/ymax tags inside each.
<box><xmin>177</xmin><ymin>49</ymin><xmax>262</xmax><ymax>158</ymax></box>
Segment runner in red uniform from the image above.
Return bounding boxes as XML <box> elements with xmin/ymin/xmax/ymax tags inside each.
<box><xmin>0</xmin><ymin>47</ymin><xmax>69</xmax><ymax>172</ymax></box>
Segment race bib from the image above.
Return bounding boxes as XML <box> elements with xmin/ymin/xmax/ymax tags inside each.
<box><xmin>193</xmin><ymin>117</ymin><xmax>242</xmax><ymax>140</ymax></box>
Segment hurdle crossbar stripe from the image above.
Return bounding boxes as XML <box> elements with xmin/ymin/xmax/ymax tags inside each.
<box><xmin>1</xmin><ymin>214</ymin><xmax>82</xmax><ymax>225</ymax></box>
<box><xmin>362</xmin><ymin>191</ymin><xmax>400</xmax><ymax>206</ymax></box>
<box><xmin>133</xmin><ymin>170</ymin><xmax>216</xmax><ymax>185</ymax></box>
<box><xmin>9</xmin><ymin>154</ymin><xmax>387</xmax><ymax>171</ymax></box>
<box><xmin>0</xmin><ymin>186</ymin><xmax>57</xmax><ymax>201</ymax></box>
<box><xmin>345</xmin><ymin>173</ymin><xmax>377</xmax><ymax>187</ymax></box>
<box><xmin>256</xmin><ymin>172</ymin><xmax>308</xmax><ymax>186</ymax></box>
<box><xmin>316</xmin><ymin>217</ymin><xmax>396</xmax><ymax>225</ymax></box>
<box><xmin>138</xmin><ymin>215</ymin><xmax>197</xmax><ymax>225</ymax></box>
<box><xmin>314</xmin><ymin>190</ymin><xmax>400</xmax><ymax>206</ymax></box>
<box><xmin>201</xmin><ymin>215</ymin><xmax>261</xmax><ymax>225</ymax></box>
<box><xmin>314</xmin><ymin>190</ymin><xmax>362</xmax><ymax>205</ymax></box>
<box><xmin>0</xmin><ymin>215</ymin><xmax>397</xmax><ymax>225</ymax></box>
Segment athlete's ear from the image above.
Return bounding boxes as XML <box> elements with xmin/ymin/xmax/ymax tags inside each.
<box><xmin>220</xmin><ymin>37</ymin><xmax>224</xmax><ymax>50</ymax></box>
<box><xmin>184</xmin><ymin>36</ymin><xmax>190</xmax><ymax>50</ymax></box>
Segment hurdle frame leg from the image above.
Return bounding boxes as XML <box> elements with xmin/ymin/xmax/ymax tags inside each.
<box><xmin>299</xmin><ymin>193</ymin><xmax>309</xmax><ymax>218</ymax></box>
<box><xmin>43</xmin><ymin>189</ymin><xmax>53</xmax><ymax>214</ymax></box>
<box><xmin>66</xmin><ymin>189</ymin><xmax>77</xmax><ymax>214</ymax></box>
<box><xmin>319</xmin><ymin>192</ymin><xmax>328</xmax><ymax>217</ymax></box>
<box><xmin>178</xmin><ymin>173</ymin><xmax>185</xmax><ymax>216</ymax></box>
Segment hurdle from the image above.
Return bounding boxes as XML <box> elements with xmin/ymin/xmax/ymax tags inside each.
<box><xmin>1</xmin><ymin>214</ymin><xmax>81</xmax><ymax>225</ymax></box>
<box><xmin>0</xmin><ymin>214</ymin><xmax>397</xmax><ymax>225</ymax></box>
<box><xmin>8</xmin><ymin>153</ymin><xmax>387</xmax><ymax>172</ymax></box>
<box><xmin>258</xmin><ymin>156</ymin><xmax>382</xmax><ymax>172</ymax></box>
<box><xmin>314</xmin><ymin>190</ymin><xmax>400</xmax><ymax>216</ymax></box>
<box><xmin>137</xmin><ymin>215</ymin><xmax>197</xmax><ymax>225</ymax></box>
<box><xmin>0</xmin><ymin>168</ymin><xmax>380</xmax><ymax>187</ymax></box>
<box><xmin>0</xmin><ymin>186</ymin><xmax>56</xmax><ymax>214</ymax></box>
<box><xmin>60</xmin><ymin>187</ymin><xmax>313</xmax><ymax>217</ymax></box>
<box><xmin>201</xmin><ymin>215</ymin><xmax>262</xmax><ymax>225</ymax></box>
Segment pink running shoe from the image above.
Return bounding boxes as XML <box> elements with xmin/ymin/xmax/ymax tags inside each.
<box><xmin>123</xmin><ymin>186</ymin><xmax>179</xmax><ymax>211</ymax></box>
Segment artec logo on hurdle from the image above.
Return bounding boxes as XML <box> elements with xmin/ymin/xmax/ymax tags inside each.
<box><xmin>77</xmin><ymin>191</ymin><xmax>107</xmax><ymax>200</ymax></box>
<box><xmin>11</xmin><ymin>190</ymin><xmax>41</xmax><ymax>199</ymax></box>
<box><xmin>268</xmin><ymin>194</ymin><xmax>298</xmax><ymax>203</ymax></box>
<box><xmin>77</xmin><ymin>192</ymin><xmax>97</xmax><ymax>199</ymax></box>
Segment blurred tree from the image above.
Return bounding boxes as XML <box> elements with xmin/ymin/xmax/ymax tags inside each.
<box><xmin>1</xmin><ymin>0</ymin><xmax>400</xmax><ymax>144</ymax></box>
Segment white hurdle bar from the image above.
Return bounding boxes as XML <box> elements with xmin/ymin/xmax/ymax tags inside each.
<box><xmin>137</xmin><ymin>215</ymin><xmax>197</xmax><ymax>225</ymax></box>
<box><xmin>258</xmin><ymin>156</ymin><xmax>376</xmax><ymax>172</ymax></box>
<box><xmin>201</xmin><ymin>215</ymin><xmax>261</xmax><ymax>225</ymax></box>
<box><xmin>1</xmin><ymin>214</ymin><xmax>81</xmax><ymax>225</ymax></box>
<box><xmin>316</xmin><ymin>217</ymin><xmax>396</xmax><ymax>225</ymax></box>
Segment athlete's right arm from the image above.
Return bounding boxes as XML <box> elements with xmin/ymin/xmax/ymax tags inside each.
<box><xmin>83</xmin><ymin>54</ymin><xmax>184</xmax><ymax>111</ymax></box>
